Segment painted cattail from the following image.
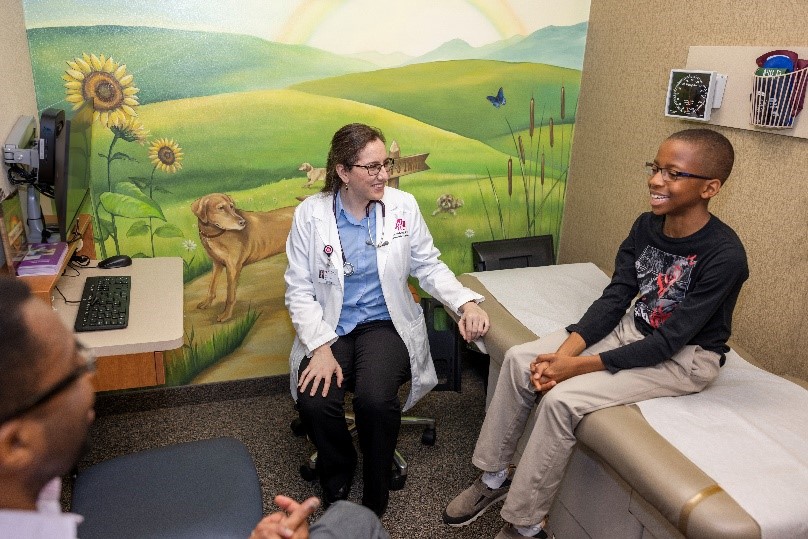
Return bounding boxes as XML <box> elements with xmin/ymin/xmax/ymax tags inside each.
<box><xmin>549</xmin><ymin>117</ymin><xmax>554</xmax><ymax>147</ymax></box>
<box><xmin>529</xmin><ymin>97</ymin><xmax>535</xmax><ymax>138</ymax></box>
<box><xmin>541</xmin><ymin>152</ymin><xmax>545</xmax><ymax>186</ymax></box>
<box><xmin>561</xmin><ymin>85</ymin><xmax>566</xmax><ymax>120</ymax></box>
<box><xmin>518</xmin><ymin>135</ymin><xmax>525</xmax><ymax>164</ymax></box>
<box><xmin>508</xmin><ymin>158</ymin><xmax>513</xmax><ymax>196</ymax></box>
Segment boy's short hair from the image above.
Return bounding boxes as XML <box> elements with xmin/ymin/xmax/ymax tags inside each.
<box><xmin>667</xmin><ymin>128</ymin><xmax>734</xmax><ymax>183</ymax></box>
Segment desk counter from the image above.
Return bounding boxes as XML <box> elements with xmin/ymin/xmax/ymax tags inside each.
<box><xmin>53</xmin><ymin>257</ymin><xmax>184</xmax><ymax>390</ymax></box>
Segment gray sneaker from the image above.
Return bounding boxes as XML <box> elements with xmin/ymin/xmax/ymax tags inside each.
<box><xmin>495</xmin><ymin>523</ymin><xmax>550</xmax><ymax>539</ymax></box>
<box><xmin>443</xmin><ymin>474</ymin><xmax>511</xmax><ymax>526</ymax></box>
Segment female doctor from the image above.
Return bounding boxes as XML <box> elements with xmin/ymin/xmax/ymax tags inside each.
<box><xmin>285</xmin><ymin>123</ymin><xmax>489</xmax><ymax>516</ymax></box>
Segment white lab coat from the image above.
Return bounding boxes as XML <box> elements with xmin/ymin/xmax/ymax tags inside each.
<box><xmin>284</xmin><ymin>187</ymin><xmax>483</xmax><ymax>411</ymax></box>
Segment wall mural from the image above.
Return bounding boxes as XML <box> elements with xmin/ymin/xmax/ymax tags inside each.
<box><xmin>22</xmin><ymin>0</ymin><xmax>590</xmax><ymax>386</ymax></box>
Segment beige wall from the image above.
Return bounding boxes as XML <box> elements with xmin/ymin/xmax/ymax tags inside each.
<box><xmin>0</xmin><ymin>0</ymin><xmax>38</xmax><ymax>222</ymax></box>
<box><xmin>561</xmin><ymin>0</ymin><xmax>808</xmax><ymax>379</ymax></box>
<box><xmin>1</xmin><ymin>0</ymin><xmax>36</xmax><ymax>157</ymax></box>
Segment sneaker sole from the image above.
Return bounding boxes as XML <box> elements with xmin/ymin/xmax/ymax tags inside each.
<box><xmin>444</xmin><ymin>491</ymin><xmax>509</xmax><ymax>527</ymax></box>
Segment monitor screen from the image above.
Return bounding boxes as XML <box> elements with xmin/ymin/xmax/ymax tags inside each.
<box><xmin>41</xmin><ymin>108</ymin><xmax>91</xmax><ymax>242</ymax></box>
<box><xmin>38</xmin><ymin>108</ymin><xmax>65</xmax><ymax>200</ymax></box>
<box><xmin>61</xmin><ymin>116</ymin><xmax>91</xmax><ymax>241</ymax></box>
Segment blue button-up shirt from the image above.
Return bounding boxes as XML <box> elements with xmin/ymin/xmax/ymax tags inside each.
<box><xmin>335</xmin><ymin>193</ymin><xmax>391</xmax><ymax>336</ymax></box>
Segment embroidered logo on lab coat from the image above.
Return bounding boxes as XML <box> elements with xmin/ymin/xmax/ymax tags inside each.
<box><xmin>392</xmin><ymin>218</ymin><xmax>408</xmax><ymax>239</ymax></box>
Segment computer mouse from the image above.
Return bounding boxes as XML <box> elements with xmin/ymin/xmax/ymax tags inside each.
<box><xmin>98</xmin><ymin>255</ymin><xmax>133</xmax><ymax>269</ymax></box>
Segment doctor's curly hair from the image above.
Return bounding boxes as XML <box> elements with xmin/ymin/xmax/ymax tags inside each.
<box><xmin>322</xmin><ymin>123</ymin><xmax>386</xmax><ymax>194</ymax></box>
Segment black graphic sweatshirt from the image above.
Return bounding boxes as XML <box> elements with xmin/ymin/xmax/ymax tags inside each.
<box><xmin>566</xmin><ymin>212</ymin><xmax>748</xmax><ymax>373</ymax></box>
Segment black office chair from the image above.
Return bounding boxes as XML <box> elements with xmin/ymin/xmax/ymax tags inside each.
<box><xmin>471</xmin><ymin>234</ymin><xmax>555</xmax><ymax>272</ymax></box>
<box><xmin>292</xmin><ymin>298</ymin><xmax>462</xmax><ymax>489</ymax></box>
<box><xmin>292</xmin><ymin>412</ymin><xmax>434</xmax><ymax>490</ymax></box>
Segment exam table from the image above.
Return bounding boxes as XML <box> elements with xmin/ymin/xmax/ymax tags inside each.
<box><xmin>454</xmin><ymin>263</ymin><xmax>808</xmax><ymax>539</ymax></box>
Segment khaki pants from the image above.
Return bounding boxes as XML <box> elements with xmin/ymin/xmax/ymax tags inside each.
<box><xmin>471</xmin><ymin>312</ymin><xmax>721</xmax><ymax>527</ymax></box>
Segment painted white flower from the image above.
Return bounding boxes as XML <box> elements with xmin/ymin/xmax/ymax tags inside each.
<box><xmin>465</xmin><ymin>229</ymin><xmax>475</xmax><ymax>238</ymax></box>
<box><xmin>183</xmin><ymin>239</ymin><xmax>197</xmax><ymax>252</ymax></box>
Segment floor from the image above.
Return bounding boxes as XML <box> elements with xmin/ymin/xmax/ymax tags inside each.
<box><xmin>64</xmin><ymin>357</ymin><xmax>511</xmax><ymax>538</ymax></box>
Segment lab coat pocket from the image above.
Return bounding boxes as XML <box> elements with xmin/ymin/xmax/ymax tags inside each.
<box><xmin>407</xmin><ymin>316</ymin><xmax>431</xmax><ymax>365</ymax></box>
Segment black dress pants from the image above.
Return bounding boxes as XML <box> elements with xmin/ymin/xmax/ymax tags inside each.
<box><xmin>296</xmin><ymin>320</ymin><xmax>411</xmax><ymax>516</ymax></box>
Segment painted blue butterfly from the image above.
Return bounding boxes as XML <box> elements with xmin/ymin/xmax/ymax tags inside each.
<box><xmin>486</xmin><ymin>87</ymin><xmax>506</xmax><ymax>108</ymax></box>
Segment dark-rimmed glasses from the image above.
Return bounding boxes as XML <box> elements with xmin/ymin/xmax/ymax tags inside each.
<box><xmin>0</xmin><ymin>343</ymin><xmax>96</xmax><ymax>424</ymax></box>
<box><xmin>645</xmin><ymin>162</ymin><xmax>713</xmax><ymax>182</ymax></box>
<box><xmin>350</xmin><ymin>157</ymin><xmax>395</xmax><ymax>177</ymax></box>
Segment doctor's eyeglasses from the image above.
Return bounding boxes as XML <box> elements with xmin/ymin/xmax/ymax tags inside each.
<box><xmin>350</xmin><ymin>158</ymin><xmax>395</xmax><ymax>177</ymax></box>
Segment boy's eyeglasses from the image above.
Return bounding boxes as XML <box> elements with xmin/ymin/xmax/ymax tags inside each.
<box><xmin>350</xmin><ymin>158</ymin><xmax>395</xmax><ymax>177</ymax></box>
<box><xmin>645</xmin><ymin>162</ymin><xmax>713</xmax><ymax>182</ymax></box>
<box><xmin>0</xmin><ymin>344</ymin><xmax>96</xmax><ymax>424</ymax></box>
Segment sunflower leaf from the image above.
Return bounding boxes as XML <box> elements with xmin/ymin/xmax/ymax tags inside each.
<box><xmin>126</xmin><ymin>220</ymin><xmax>150</xmax><ymax>237</ymax></box>
<box><xmin>154</xmin><ymin>224</ymin><xmax>184</xmax><ymax>238</ymax></box>
<box><xmin>127</xmin><ymin>176</ymin><xmax>150</xmax><ymax>187</ymax></box>
<box><xmin>100</xmin><ymin>183</ymin><xmax>166</xmax><ymax>220</ymax></box>
<box><xmin>95</xmin><ymin>217</ymin><xmax>114</xmax><ymax>240</ymax></box>
<box><xmin>110</xmin><ymin>152</ymin><xmax>136</xmax><ymax>162</ymax></box>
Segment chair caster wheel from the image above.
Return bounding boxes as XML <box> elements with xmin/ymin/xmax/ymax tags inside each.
<box><xmin>390</xmin><ymin>468</ymin><xmax>407</xmax><ymax>490</ymax></box>
<box><xmin>300</xmin><ymin>464</ymin><xmax>318</xmax><ymax>481</ymax></box>
<box><xmin>421</xmin><ymin>427</ymin><xmax>436</xmax><ymax>446</ymax></box>
<box><xmin>290</xmin><ymin>418</ymin><xmax>306</xmax><ymax>437</ymax></box>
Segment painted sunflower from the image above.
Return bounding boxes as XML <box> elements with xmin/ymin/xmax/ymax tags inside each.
<box><xmin>63</xmin><ymin>53</ymin><xmax>139</xmax><ymax>128</ymax></box>
<box><xmin>111</xmin><ymin>117</ymin><xmax>149</xmax><ymax>145</ymax></box>
<box><xmin>149</xmin><ymin>138</ymin><xmax>184</xmax><ymax>173</ymax></box>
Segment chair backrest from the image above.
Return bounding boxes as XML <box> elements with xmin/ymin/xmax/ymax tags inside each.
<box><xmin>471</xmin><ymin>235</ymin><xmax>554</xmax><ymax>272</ymax></box>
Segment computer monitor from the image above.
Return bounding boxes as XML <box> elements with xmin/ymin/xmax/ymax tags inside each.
<box><xmin>37</xmin><ymin>108</ymin><xmax>65</xmax><ymax>202</ymax></box>
<box><xmin>37</xmin><ymin>108</ymin><xmax>91</xmax><ymax>242</ymax></box>
<box><xmin>59</xmin><ymin>115</ymin><xmax>91</xmax><ymax>242</ymax></box>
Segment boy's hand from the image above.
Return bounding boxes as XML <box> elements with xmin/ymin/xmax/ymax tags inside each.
<box><xmin>530</xmin><ymin>353</ymin><xmax>605</xmax><ymax>391</ymax></box>
<box><xmin>529</xmin><ymin>332</ymin><xmax>591</xmax><ymax>391</ymax></box>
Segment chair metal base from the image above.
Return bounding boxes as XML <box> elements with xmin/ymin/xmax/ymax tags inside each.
<box><xmin>294</xmin><ymin>413</ymin><xmax>436</xmax><ymax>490</ymax></box>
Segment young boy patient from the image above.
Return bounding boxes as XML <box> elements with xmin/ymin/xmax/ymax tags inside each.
<box><xmin>443</xmin><ymin>128</ymin><xmax>748</xmax><ymax>538</ymax></box>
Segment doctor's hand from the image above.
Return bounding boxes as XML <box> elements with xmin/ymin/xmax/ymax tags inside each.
<box><xmin>299</xmin><ymin>345</ymin><xmax>343</xmax><ymax>397</ymax></box>
<box><xmin>458</xmin><ymin>301</ymin><xmax>490</xmax><ymax>343</ymax></box>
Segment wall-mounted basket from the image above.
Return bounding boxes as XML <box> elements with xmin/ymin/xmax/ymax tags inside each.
<box><xmin>750</xmin><ymin>66</ymin><xmax>808</xmax><ymax>129</ymax></box>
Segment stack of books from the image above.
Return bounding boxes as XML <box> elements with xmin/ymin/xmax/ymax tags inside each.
<box><xmin>16</xmin><ymin>242</ymin><xmax>69</xmax><ymax>276</ymax></box>
<box><xmin>0</xmin><ymin>191</ymin><xmax>28</xmax><ymax>274</ymax></box>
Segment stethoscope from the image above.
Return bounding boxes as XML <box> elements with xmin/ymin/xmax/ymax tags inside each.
<box><xmin>329</xmin><ymin>195</ymin><xmax>388</xmax><ymax>277</ymax></box>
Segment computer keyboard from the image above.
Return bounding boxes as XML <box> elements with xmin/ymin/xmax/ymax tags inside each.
<box><xmin>74</xmin><ymin>275</ymin><xmax>131</xmax><ymax>332</ymax></box>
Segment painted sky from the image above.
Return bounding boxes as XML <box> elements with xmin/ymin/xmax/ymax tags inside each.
<box><xmin>23</xmin><ymin>0</ymin><xmax>590</xmax><ymax>56</ymax></box>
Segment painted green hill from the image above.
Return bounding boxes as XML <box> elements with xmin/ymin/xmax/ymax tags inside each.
<box><xmin>89</xmin><ymin>88</ymin><xmax>514</xmax><ymax>205</ymax></box>
<box><xmin>290</xmin><ymin>59</ymin><xmax>580</xmax><ymax>155</ymax></box>
<box><xmin>27</xmin><ymin>25</ymin><xmax>375</xmax><ymax>111</ymax></box>
<box><xmin>410</xmin><ymin>22</ymin><xmax>588</xmax><ymax>70</ymax></box>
